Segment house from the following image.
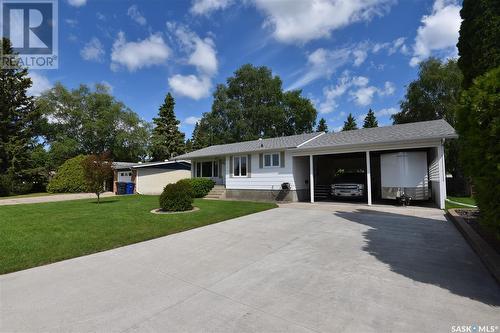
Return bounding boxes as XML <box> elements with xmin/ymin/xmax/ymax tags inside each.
<box><xmin>174</xmin><ymin>119</ymin><xmax>457</xmax><ymax>209</ymax></box>
<box><xmin>112</xmin><ymin>160</ymin><xmax>191</xmax><ymax>195</ymax></box>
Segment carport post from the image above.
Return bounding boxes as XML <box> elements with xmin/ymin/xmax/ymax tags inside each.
<box><xmin>366</xmin><ymin>151</ymin><xmax>372</xmax><ymax>206</ymax></box>
<box><xmin>309</xmin><ymin>155</ymin><xmax>314</xmax><ymax>203</ymax></box>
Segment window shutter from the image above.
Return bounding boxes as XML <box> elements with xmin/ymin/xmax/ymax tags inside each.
<box><xmin>280</xmin><ymin>151</ymin><xmax>285</xmax><ymax>168</ymax></box>
<box><xmin>259</xmin><ymin>153</ymin><xmax>263</xmax><ymax>168</ymax></box>
<box><xmin>247</xmin><ymin>154</ymin><xmax>251</xmax><ymax>177</ymax></box>
<box><xmin>229</xmin><ymin>156</ymin><xmax>233</xmax><ymax>177</ymax></box>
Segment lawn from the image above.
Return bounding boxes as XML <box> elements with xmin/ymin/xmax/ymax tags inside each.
<box><xmin>0</xmin><ymin>195</ymin><xmax>276</xmax><ymax>274</ymax></box>
<box><xmin>446</xmin><ymin>196</ymin><xmax>477</xmax><ymax>210</ymax></box>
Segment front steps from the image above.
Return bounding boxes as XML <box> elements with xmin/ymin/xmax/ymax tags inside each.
<box><xmin>204</xmin><ymin>185</ymin><xmax>226</xmax><ymax>200</ymax></box>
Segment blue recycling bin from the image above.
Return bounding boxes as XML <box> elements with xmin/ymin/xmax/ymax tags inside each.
<box><xmin>126</xmin><ymin>182</ymin><xmax>135</xmax><ymax>194</ymax></box>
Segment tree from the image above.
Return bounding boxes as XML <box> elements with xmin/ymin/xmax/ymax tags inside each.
<box><xmin>150</xmin><ymin>92</ymin><xmax>185</xmax><ymax>161</ymax></box>
<box><xmin>342</xmin><ymin>113</ymin><xmax>358</xmax><ymax>131</ymax></box>
<box><xmin>391</xmin><ymin>58</ymin><xmax>464</xmax><ymax>178</ymax></box>
<box><xmin>82</xmin><ymin>153</ymin><xmax>113</xmax><ymax>203</ymax></box>
<box><xmin>456</xmin><ymin>67</ymin><xmax>500</xmax><ymax>239</ymax></box>
<box><xmin>197</xmin><ymin>64</ymin><xmax>317</xmax><ymax>144</ymax></box>
<box><xmin>316</xmin><ymin>118</ymin><xmax>328</xmax><ymax>132</ymax></box>
<box><xmin>47</xmin><ymin>155</ymin><xmax>88</xmax><ymax>193</ymax></box>
<box><xmin>363</xmin><ymin>109</ymin><xmax>378</xmax><ymax>128</ymax></box>
<box><xmin>190</xmin><ymin>121</ymin><xmax>211</xmax><ymax>150</ymax></box>
<box><xmin>0</xmin><ymin>38</ymin><xmax>42</xmax><ymax>194</ymax></box>
<box><xmin>457</xmin><ymin>0</ymin><xmax>500</xmax><ymax>88</ymax></box>
<box><xmin>36</xmin><ymin>83</ymin><xmax>150</xmax><ymax>165</ymax></box>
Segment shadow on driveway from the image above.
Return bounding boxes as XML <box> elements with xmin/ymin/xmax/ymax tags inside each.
<box><xmin>335</xmin><ymin>209</ymin><xmax>500</xmax><ymax>306</ymax></box>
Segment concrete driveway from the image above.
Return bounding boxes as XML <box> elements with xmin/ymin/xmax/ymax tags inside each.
<box><xmin>0</xmin><ymin>192</ymin><xmax>115</xmax><ymax>206</ymax></box>
<box><xmin>1</xmin><ymin>204</ymin><xmax>499</xmax><ymax>332</ymax></box>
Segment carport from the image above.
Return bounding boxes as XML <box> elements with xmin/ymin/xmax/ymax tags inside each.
<box><xmin>290</xmin><ymin>120</ymin><xmax>456</xmax><ymax>209</ymax></box>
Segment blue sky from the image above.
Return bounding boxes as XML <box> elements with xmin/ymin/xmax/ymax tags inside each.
<box><xmin>29</xmin><ymin>0</ymin><xmax>462</xmax><ymax>135</ymax></box>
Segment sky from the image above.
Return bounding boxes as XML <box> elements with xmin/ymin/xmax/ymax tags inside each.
<box><xmin>28</xmin><ymin>0</ymin><xmax>462</xmax><ymax>135</ymax></box>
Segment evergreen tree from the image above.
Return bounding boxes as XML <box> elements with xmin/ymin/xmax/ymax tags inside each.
<box><xmin>316</xmin><ymin>118</ymin><xmax>328</xmax><ymax>132</ymax></box>
<box><xmin>342</xmin><ymin>113</ymin><xmax>358</xmax><ymax>131</ymax></box>
<box><xmin>190</xmin><ymin>121</ymin><xmax>210</xmax><ymax>150</ymax></box>
<box><xmin>0</xmin><ymin>38</ymin><xmax>41</xmax><ymax>194</ymax></box>
<box><xmin>150</xmin><ymin>93</ymin><xmax>185</xmax><ymax>160</ymax></box>
<box><xmin>363</xmin><ymin>109</ymin><xmax>378</xmax><ymax>128</ymax></box>
<box><xmin>457</xmin><ymin>0</ymin><xmax>500</xmax><ymax>88</ymax></box>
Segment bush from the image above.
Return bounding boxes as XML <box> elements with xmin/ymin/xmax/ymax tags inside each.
<box><xmin>47</xmin><ymin>155</ymin><xmax>88</xmax><ymax>193</ymax></box>
<box><xmin>0</xmin><ymin>174</ymin><xmax>12</xmax><ymax>197</ymax></box>
<box><xmin>159</xmin><ymin>182</ymin><xmax>193</xmax><ymax>211</ymax></box>
<box><xmin>457</xmin><ymin>66</ymin><xmax>500</xmax><ymax>240</ymax></box>
<box><xmin>177</xmin><ymin>178</ymin><xmax>215</xmax><ymax>198</ymax></box>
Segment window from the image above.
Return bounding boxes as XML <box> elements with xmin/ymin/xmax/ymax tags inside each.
<box><xmin>202</xmin><ymin>161</ymin><xmax>213</xmax><ymax>177</ymax></box>
<box><xmin>196</xmin><ymin>162</ymin><xmax>201</xmax><ymax>177</ymax></box>
<box><xmin>213</xmin><ymin>160</ymin><xmax>219</xmax><ymax>177</ymax></box>
<box><xmin>233</xmin><ymin>156</ymin><xmax>247</xmax><ymax>177</ymax></box>
<box><xmin>264</xmin><ymin>153</ymin><xmax>280</xmax><ymax>167</ymax></box>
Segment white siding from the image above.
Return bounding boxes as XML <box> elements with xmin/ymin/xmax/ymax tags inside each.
<box><xmin>225</xmin><ymin>152</ymin><xmax>297</xmax><ymax>190</ymax></box>
<box><xmin>136</xmin><ymin>168</ymin><xmax>190</xmax><ymax>195</ymax></box>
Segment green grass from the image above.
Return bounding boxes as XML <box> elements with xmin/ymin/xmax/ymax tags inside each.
<box><xmin>0</xmin><ymin>192</ymin><xmax>56</xmax><ymax>200</ymax></box>
<box><xmin>0</xmin><ymin>196</ymin><xmax>276</xmax><ymax>274</ymax></box>
<box><xmin>445</xmin><ymin>196</ymin><xmax>477</xmax><ymax>210</ymax></box>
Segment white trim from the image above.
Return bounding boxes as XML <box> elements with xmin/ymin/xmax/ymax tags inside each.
<box><xmin>366</xmin><ymin>151</ymin><xmax>372</xmax><ymax>206</ymax></box>
<box><xmin>296</xmin><ymin>132</ymin><xmax>325</xmax><ymax>148</ymax></box>
<box><xmin>438</xmin><ymin>144</ymin><xmax>446</xmax><ymax>209</ymax></box>
<box><xmin>309</xmin><ymin>155</ymin><xmax>314</xmax><ymax>203</ymax></box>
<box><xmin>232</xmin><ymin>155</ymin><xmax>248</xmax><ymax>177</ymax></box>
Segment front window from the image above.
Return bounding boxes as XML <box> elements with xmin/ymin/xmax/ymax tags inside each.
<box><xmin>196</xmin><ymin>162</ymin><xmax>201</xmax><ymax>177</ymax></box>
<box><xmin>264</xmin><ymin>153</ymin><xmax>280</xmax><ymax>167</ymax></box>
<box><xmin>201</xmin><ymin>161</ymin><xmax>213</xmax><ymax>177</ymax></box>
<box><xmin>213</xmin><ymin>160</ymin><xmax>219</xmax><ymax>177</ymax></box>
<box><xmin>233</xmin><ymin>156</ymin><xmax>247</xmax><ymax>177</ymax></box>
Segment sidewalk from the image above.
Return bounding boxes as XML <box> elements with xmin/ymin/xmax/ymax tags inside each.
<box><xmin>0</xmin><ymin>192</ymin><xmax>115</xmax><ymax>206</ymax></box>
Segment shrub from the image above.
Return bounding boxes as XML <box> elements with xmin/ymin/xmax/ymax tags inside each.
<box><xmin>177</xmin><ymin>178</ymin><xmax>215</xmax><ymax>198</ymax></box>
<box><xmin>0</xmin><ymin>175</ymin><xmax>12</xmax><ymax>197</ymax></box>
<box><xmin>457</xmin><ymin>66</ymin><xmax>500</xmax><ymax>240</ymax></box>
<box><xmin>47</xmin><ymin>155</ymin><xmax>88</xmax><ymax>193</ymax></box>
<box><xmin>159</xmin><ymin>181</ymin><xmax>193</xmax><ymax>211</ymax></box>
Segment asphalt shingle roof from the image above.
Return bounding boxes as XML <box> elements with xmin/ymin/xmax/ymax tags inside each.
<box><xmin>175</xmin><ymin>119</ymin><xmax>457</xmax><ymax>159</ymax></box>
<box><xmin>297</xmin><ymin>119</ymin><xmax>457</xmax><ymax>150</ymax></box>
<box><xmin>175</xmin><ymin>132</ymin><xmax>322</xmax><ymax>159</ymax></box>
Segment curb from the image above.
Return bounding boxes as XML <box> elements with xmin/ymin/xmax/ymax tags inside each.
<box><xmin>447</xmin><ymin>209</ymin><xmax>500</xmax><ymax>285</ymax></box>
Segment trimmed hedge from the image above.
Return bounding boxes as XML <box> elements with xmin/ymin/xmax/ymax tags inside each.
<box><xmin>47</xmin><ymin>155</ymin><xmax>88</xmax><ymax>193</ymax></box>
<box><xmin>177</xmin><ymin>178</ymin><xmax>215</xmax><ymax>198</ymax></box>
<box><xmin>159</xmin><ymin>181</ymin><xmax>193</xmax><ymax>212</ymax></box>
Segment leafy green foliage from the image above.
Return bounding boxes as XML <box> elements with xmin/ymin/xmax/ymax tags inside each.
<box><xmin>82</xmin><ymin>153</ymin><xmax>113</xmax><ymax>203</ymax></box>
<box><xmin>47</xmin><ymin>155</ymin><xmax>88</xmax><ymax>193</ymax></box>
<box><xmin>150</xmin><ymin>92</ymin><xmax>185</xmax><ymax>160</ymax></box>
<box><xmin>457</xmin><ymin>0</ymin><xmax>500</xmax><ymax>88</ymax></box>
<box><xmin>195</xmin><ymin>64</ymin><xmax>317</xmax><ymax>145</ymax></box>
<box><xmin>159</xmin><ymin>182</ymin><xmax>194</xmax><ymax>211</ymax></box>
<box><xmin>0</xmin><ymin>38</ymin><xmax>42</xmax><ymax>193</ymax></box>
<box><xmin>342</xmin><ymin>113</ymin><xmax>358</xmax><ymax>131</ymax></box>
<box><xmin>316</xmin><ymin>118</ymin><xmax>328</xmax><ymax>132</ymax></box>
<box><xmin>36</xmin><ymin>83</ymin><xmax>151</xmax><ymax>164</ymax></box>
<box><xmin>363</xmin><ymin>109</ymin><xmax>378</xmax><ymax>128</ymax></box>
<box><xmin>177</xmin><ymin>178</ymin><xmax>215</xmax><ymax>198</ymax></box>
<box><xmin>456</xmin><ymin>67</ymin><xmax>500</xmax><ymax>239</ymax></box>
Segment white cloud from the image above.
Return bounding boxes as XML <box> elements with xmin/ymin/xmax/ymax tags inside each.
<box><xmin>127</xmin><ymin>5</ymin><xmax>147</xmax><ymax>26</ymax></box>
<box><xmin>28</xmin><ymin>72</ymin><xmax>52</xmax><ymax>96</ymax></box>
<box><xmin>380</xmin><ymin>81</ymin><xmax>395</xmax><ymax>95</ymax></box>
<box><xmin>96</xmin><ymin>12</ymin><xmax>106</xmax><ymax>21</ymax></box>
<box><xmin>410</xmin><ymin>0</ymin><xmax>461</xmax><ymax>66</ymax></box>
<box><xmin>253</xmin><ymin>0</ymin><xmax>394</xmax><ymax>44</ymax></box>
<box><xmin>357</xmin><ymin>106</ymin><xmax>398</xmax><ymax>123</ymax></box>
<box><xmin>353</xmin><ymin>49</ymin><xmax>368</xmax><ymax>67</ymax></box>
<box><xmin>318</xmin><ymin>73</ymin><xmax>369</xmax><ymax>113</ymax></box>
<box><xmin>81</xmin><ymin>37</ymin><xmax>105</xmax><ymax>62</ymax></box>
<box><xmin>184</xmin><ymin>116</ymin><xmax>201</xmax><ymax>125</ymax></box>
<box><xmin>111</xmin><ymin>32</ymin><xmax>170</xmax><ymax>72</ymax></box>
<box><xmin>190</xmin><ymin>0</ymin><xmax>232</xmax><ymax>15</ymax></box>
<box><xmin>65</xmin><ymin>19</ymin><xmax>78</xmax><ymax>27</ymax></box>
<box><xmin>168</xmin><ymin>75</ymin><xmax>212</xmax><ymax>100</ymax></box>
<box><xmin>67</xmin><ymin>0</ymin><xmax>86</xmax><ymax>7</ymax></box>
<box><xmin>350</xmin><ymin>80</ymin><xmax>395</xmax><ymax>106</ymax></box>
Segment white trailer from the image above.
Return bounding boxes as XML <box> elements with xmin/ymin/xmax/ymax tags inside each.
<box><xmin>380</xmin><ymin>151</ymin><xmax>429</xmax><ymax>200</ymax></box>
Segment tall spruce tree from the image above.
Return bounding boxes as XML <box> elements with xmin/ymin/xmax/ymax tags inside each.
<box><xmin>316</xmin><ymin>118</ymin><xmax>329</xmax><ymax>132</ymax></box>
<box><xmin>342</xmin><ymin>113</ymin><xmax>358</xmax><ymax>131</ymax></box>
<box><xmin>0</xmin><ymin>38</ymin><xmax>41</xmax><ymax>194</ymax></box>
<box><xmin>150</xmin><ymin>93</ymin><xmax>185</xmax><ymax>161</ymax></box>
<box><xmin>363</xmin><ymin>109</ymin><xmax>378</xmax><ymax>128</ymax></box>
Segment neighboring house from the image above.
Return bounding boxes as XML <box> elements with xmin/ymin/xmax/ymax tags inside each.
<box><xmin>174</xmin><ymin>119</ymin><xmax>457</xmax><ymax>209</ymax></box>
<box><xmin>112</xmin><ymin>160</ymin><xmax>191</xmax><ymax>195</ymax></box>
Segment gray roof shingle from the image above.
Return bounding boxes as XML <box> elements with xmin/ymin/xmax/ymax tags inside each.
<box><xmin>175</xmin><ymin>132</ymin><xmax>322</xmax><ymax>159</ymax></box>
<box><xmin>175</xmin><ymin>119</ymin><xmax>457</xmax><ymax>159</ymax></box>
<box><xmin>297</xmin><ymin>119</ymin><xmax>457</xmax><ymax>150</ymax></box>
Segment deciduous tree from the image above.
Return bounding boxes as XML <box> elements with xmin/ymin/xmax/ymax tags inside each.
<box><xmin>82</xmin><ymin>153</ymin><xmax>113</xmax><ymax>204</ymax></box>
